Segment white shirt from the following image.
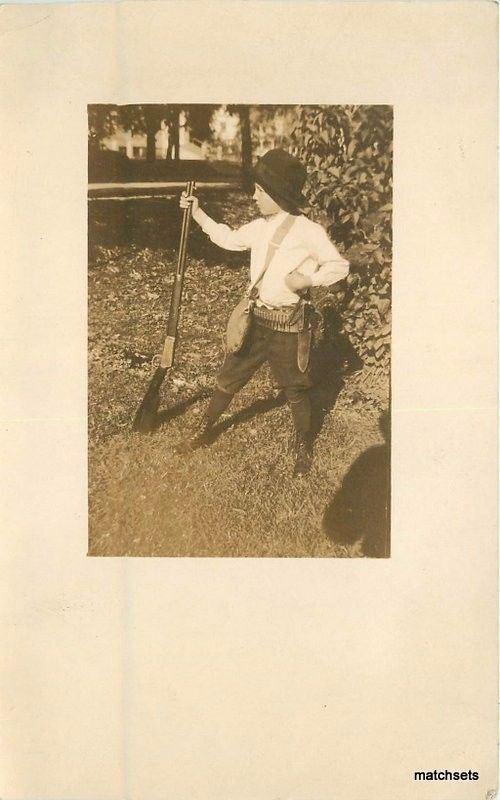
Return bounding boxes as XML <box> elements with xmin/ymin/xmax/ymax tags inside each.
<box><xmin>194</xmin><ymin>208</ymin><xmax>349</xmax><ymax>308</ymax></box>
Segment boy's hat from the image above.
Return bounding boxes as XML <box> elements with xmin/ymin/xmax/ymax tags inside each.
<box><xmin>252</xmin><ymin>148</ymin><xmax>307</xmax><ymax>210</ymax></box>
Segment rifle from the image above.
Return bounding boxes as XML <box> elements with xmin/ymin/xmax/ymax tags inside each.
<box><xmin>133</xmin><ymin>180</ymin><xmax>196</xmax><ymax>433</ymax></box>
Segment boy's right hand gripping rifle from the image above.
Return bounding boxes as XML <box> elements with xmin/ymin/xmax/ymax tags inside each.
<box><xmin>132</xmin><ymin>181</ymin><xmax>196</xmax><ymax>433</ymax></box>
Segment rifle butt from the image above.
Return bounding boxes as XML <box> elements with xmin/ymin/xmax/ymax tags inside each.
<box><xmin>132</xmin><ymin>366</ymin><xmax>168</xmax><ymax>433</ymax></box>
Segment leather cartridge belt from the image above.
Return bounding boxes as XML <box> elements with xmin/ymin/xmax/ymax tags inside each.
<box><xmin>253</xmin><ymin>303</ymin><xmax>304</xmax><ymax>333</ymax></box>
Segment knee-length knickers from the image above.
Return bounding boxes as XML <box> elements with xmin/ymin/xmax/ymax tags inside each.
<box><xmin>216</xmin><ymin>320</ymin><xmax>313</xmax><ymax>433</ymax></box>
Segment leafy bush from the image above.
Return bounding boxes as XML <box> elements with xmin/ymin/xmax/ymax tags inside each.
<box><xmin>290</xmin><ymin>105</ymin><xmax>392</xmax><ymax>381</ymax></box>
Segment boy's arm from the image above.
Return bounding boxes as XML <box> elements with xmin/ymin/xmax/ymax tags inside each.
<box><xmin>309</xmin><ymin>226</ymin><xmax>349</xmax><ymax>286</ymax></box>
<box><xmin>192</xmin><ymin>205</ymin><xmax>260</xmax><ymax>252</ymax></box>
<box><xmin>286</xmin><ymin>226</ymin><xmax>349</xmax><ymax>292</ymax></box>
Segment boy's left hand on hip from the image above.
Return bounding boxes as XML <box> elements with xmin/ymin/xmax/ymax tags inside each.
<box><xmin>285</xmin><ymin>270</ymin><xmax>313</xmax><ymax>293</ymax></box>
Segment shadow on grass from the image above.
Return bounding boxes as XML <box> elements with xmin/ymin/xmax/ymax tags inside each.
<box><xmin>153</xmin><ymin>385</ymin><xmax>288</xmax><ymax>441</ymax></box>
<box><xmin>208</xmin><ymin>392</ymin><xmax>288</xmax><ymax>443</ymax></box>
<box><xmin>155</xmin><ymin>387</ymin><xmax>212</xmax><ymax>428</ymax></box>
<box><xmin>322</xmin><ymin>411</ymin><xmax>391</xmax><ymax>558</ymax></box>
<box><xmin>310</xmin><ymin>306</ymin><xmax>364</xmax><ymax>440</ymax></box>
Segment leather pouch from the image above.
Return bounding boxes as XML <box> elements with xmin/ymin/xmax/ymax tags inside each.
<box><xmin>225</xmin><ymin>295</ymin><xmax>254</xmax><ymax>355</ymax></box>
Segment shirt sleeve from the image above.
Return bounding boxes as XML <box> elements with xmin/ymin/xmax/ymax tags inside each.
<box><xmin>194</xmin><ymin>208</ymin><xmax>261</xmax><ymax>252</ymax></box>
<box><xmin>309</xmin><ymin>224</ymin><xmax>350</xmax><ymax>287</ymax></box>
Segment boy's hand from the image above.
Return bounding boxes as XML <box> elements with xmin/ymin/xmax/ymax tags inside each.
<box><xmin>180</xmin><ymin>191</ymin><xmax>199</xmax><ymax>215</ymax></box>
<box><xmin>285</xmin><ymin>270</ymin><xmax>313</xmax><ymax>293</ymax></box>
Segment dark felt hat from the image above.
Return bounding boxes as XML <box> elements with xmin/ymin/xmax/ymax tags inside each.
<box><xmin>251</xmin><ymin>148</ymin><xmax>307</xmax><ymax>210</ymax></box>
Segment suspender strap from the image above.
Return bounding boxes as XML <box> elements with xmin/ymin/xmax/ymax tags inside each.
<box><xmin>246</xmin><ymin>214</ymin><xmax>296</xmax><ymax>298</ymax></box>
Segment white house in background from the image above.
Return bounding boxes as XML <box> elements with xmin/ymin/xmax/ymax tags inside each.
<box><xmin>102</xmin><ymin>113</ymin><xmax>206</xmax><ymax>160</ymax></box>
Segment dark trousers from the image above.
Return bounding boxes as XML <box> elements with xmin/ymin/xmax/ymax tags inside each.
<box><xmin>214</xmin><ymin>321</ymin><xmax>312</xmax><ymax>434</ymax></box>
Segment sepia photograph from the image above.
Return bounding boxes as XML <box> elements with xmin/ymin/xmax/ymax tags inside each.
<box><xmin>3</xmin><ymin>2</ymin><xmax>497</xmax><ymax>798</ymax></box>
<box><xmin>88</xmin><ymin>103</ymin><xmax>392</xmax><ymax>558</ymax></box>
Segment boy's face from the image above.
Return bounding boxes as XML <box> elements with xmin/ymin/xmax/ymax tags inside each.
<box><xmin>253</xmin><ymin>183</ymin><xmax>283</xmax><ymax>217</ymax></box>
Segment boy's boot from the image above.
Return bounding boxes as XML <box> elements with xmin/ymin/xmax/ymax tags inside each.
<box><xmin>176</xmin><ymin>388</ymin><xmax>233</xmax><ymax>454</ymax></box>
<box><xmin>293</xmin><ymin>431</ymin><xmax>314</xmax><ymax>476</ymax></box>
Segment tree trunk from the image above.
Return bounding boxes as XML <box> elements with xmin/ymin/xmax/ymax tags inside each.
<box><xmin>238</xmin><ymin>105</ymin><xmax>253</xmax><ymax>191</ymax></box>
<box><xmin>146</xmin><ymin>126</ymin><xmax>156</xmax><ymax>162</ymax></box>
<box><xmin>171</xmin><ymin>111</ymin><xmax>180</xmax><ymax>161</ymax></box>
<box><xmin>144</xmin><ymin>106</ymin><xmax>162</xmax><ymax>163</ymax></box>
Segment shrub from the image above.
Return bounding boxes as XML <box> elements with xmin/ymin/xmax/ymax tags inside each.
<box><xmin>290</xmin><ymin>105</ymin><xmax>392</xmax><ymax>381</ymax></box>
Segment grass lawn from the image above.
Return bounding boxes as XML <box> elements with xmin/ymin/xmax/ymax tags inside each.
<box><xmin>88</xmin><ymin>189</ymin><xmax>389</xmax><ymax>558</ymax></box>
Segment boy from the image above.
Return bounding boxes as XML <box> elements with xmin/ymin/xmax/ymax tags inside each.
<box><xmin>178</xmin><ymin>148</ymin><xmax>349</xmax><ymax>476</ymax></box>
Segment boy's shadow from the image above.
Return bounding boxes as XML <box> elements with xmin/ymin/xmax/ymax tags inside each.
<box><xmin>323</xmin><ymin>411</ymin><xmax>391</xmax><ymax>557</ymax></box>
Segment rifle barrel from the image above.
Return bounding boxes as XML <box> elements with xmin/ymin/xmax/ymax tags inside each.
<box><xmin>163</xmin><ymin>180</ymin><xmax>196</xmax><ymax>364</ymax></box>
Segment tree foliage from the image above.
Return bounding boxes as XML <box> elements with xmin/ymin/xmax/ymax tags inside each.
<box><xmin>185</xmin><ymin>104</ymin><xmax>219</xmax><ymax>142</ymax></box>
<box><xmin>88</xmin><ymin>105</ymin><xmax>119</xmax><ymax>146</ymax></box>
<box><xmin>290</xmin><ymin>105</ymin><xmax>392</xmax><ymax>381</ymax></box>
<box><xmin>88</xmin><ymin>104</ymin><xmax>189</xmax><ymax>162</ymax></box>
